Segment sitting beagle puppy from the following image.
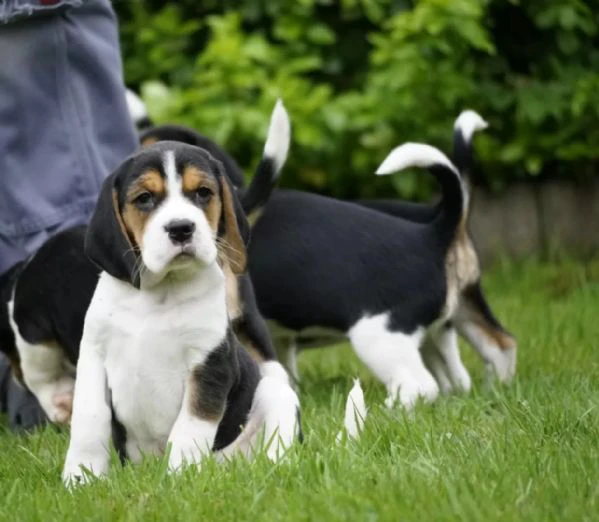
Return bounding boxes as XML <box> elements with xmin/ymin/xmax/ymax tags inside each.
<box><xmin>0</xmin><ymin>101</ymin><xmax>289</xmax><ymax>426</ymax></box>
<box><xmin>62</xmin><ymin>141</ymin><xmax>301</xmax><ymax>485</ymax></box>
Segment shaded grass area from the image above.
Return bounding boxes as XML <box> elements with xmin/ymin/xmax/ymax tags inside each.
<box><xmin>1</xmin><ymin>258</ymin><xmax>598</xmax><ymax>521</ymax></box>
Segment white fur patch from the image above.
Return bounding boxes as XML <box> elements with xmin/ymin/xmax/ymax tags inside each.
<box><xmin>263</xmin><ymin>99</ymin><xmax>291</xmax><ymax>176</ymax></box>
<box><xmin>125</xmin><ymin>89</ymin><xmax>148</xmax><ymax>125</ymax></box>
<box><xmin>348</xmin><ymin>314</ymin><xmax>439</xmax><ymax>410</ymax></box>
<box><xmin>376</xmin><ymin>143</ymin><xmax>458</xmax><ymax>177</ymax></box>
<box><xmin>454</xmin><ymin>110</ymin><xmax>488</xmax><ymax>143</ymax></box>
<box><xmin>336</xmin><ymin>378</ymin><xmax>367</xmax><ymax>442</ymax></box>
<box><xmin>141</xmin><ymin>150</ymin><xmax>217</xmax><ymax>277</ymax></box>
<box><xmin>63</xmin><ymin>263</ymin><xmax>229</xmax><ymax>486</ymax></box>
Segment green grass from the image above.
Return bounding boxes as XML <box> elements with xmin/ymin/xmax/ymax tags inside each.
<box><xmin>1</xmin><ymin>259</ymin><xmax>598</xmax><ymax>521</ymax></box>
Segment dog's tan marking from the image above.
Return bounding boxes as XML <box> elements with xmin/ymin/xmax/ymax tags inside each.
<box><xmin>443</xmin><ymin>226</ymin><xmax>480</xmax><ymax>320</ymax></box>
<box><xmin>220</xmin><ymin>180</ymin><xmax>246</xmax><ymax>275</ymax></box>
<box><xmin>222</xmin><ymin>261</ymin><xmax>242</xmax><ymax>321</ymax></box>
<box><xmin>121</xmin><ymin>170</ymin><xmax>165</xmax><ymax>248</ymax></box>
<box><xmin>141</xmin><ymin>136</ymin><xmax>158</xmax><ymax>148</ymax></box>
<box><xmin>182</xmin><ymin>166</ymin><xmax>221</xmax><ymax>234</ymax></box>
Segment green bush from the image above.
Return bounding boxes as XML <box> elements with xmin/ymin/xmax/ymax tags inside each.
<box><xmin>115</xmin><ymin>0</ymin><xmax>599</xmax><ymax>199</ymax></box>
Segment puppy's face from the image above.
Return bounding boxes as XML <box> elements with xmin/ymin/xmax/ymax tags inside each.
<box><xmin>86</xmin><ymin>142</ymin><xmax>249</xmax><ymax>287</ymax></box>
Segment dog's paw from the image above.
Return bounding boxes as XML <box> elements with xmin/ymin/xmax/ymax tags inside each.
<box><xmin>386</xmin><ymin>374</ymin><xmax>440</xmax><ymax>410</ymax></box>
<box><xmin>51</xmin><ymin>391</ymin><xmax>73</xmax><ymax>424</ymax></box>
<box><xmin>62</xmin><ymin>465</ymin><xmax>102</xmax><ymax>488</ymax></box>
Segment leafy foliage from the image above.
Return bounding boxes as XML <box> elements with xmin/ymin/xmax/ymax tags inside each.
<box><xmin>115</xmin><ymin>0</ymin><xmax>599</xmax><ymax>198</ymax></box>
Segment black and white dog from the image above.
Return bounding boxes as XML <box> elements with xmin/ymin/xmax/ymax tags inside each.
<box><xmin>246</xmin><ymin>115</ymin><xmax>516</xmax><ymax>408</ymax></box>
<box><xmin>0</xmin><ymin>101</ymin><xmax>290</xmax><ymax>425</ymax></box>
<box><xmin>62</xmin><ymin>141</ymin><xmax>300</xmax><ymax>485</ymax></box>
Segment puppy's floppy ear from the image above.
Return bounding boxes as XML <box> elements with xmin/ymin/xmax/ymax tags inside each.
<box><xmin>216</xmin><ymin>161</ymin><xmax>250</xmax><ymax>275</ymax></box>
<box><xmin>85</xmin><ymin>158</ymin><xmax>141</xmax><ymax>288</ymax></box>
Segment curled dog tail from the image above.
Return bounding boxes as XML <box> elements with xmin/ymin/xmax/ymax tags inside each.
<box><xmin>452</xmin><ymin>110</ymin><xmax>487</xmax><ymax>177</ymax></box>
<box><xmin>376</xmin><ymin>143</ymin><xmax>464</xmax><ymax>246</ymax></box>
<box><xmin>240</xmin><ymin>99</ymin><xmax>291</xmax><ymax>217</ymax></box>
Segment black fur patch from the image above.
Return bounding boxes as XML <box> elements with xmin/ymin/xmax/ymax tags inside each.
<box><xmin>249</xmin><ymin>190</ymin><xmax>449</xmax><ymax>334</ymax></box>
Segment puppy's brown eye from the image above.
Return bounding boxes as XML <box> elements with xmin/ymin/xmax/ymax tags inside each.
<box><xmin>134</xmin><ymin>191</ymin><xmax>154</xmax><ymax>209</ymax></box>
<box><xmin>194</xmin><ymin>187</ymin><xmax>213</xmax><ymax>204</ymax></box>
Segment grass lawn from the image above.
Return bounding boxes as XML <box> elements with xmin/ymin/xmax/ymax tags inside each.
<box><xmin>1</xmin><ymin>258</ymin><xmax>598</xmax><ymax>521</ymax></box>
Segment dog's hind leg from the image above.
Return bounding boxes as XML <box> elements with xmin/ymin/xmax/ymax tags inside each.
<box><xmin>8</xmin><ymin>303</ymin><xmax>74</xmax><ymax>424</ymax></box>
<box><xmin>429</xmin><ymin>324</ymin><xmax>471</xmax><ymax>393</ymax></box>
<box><xmin>421</xmin><ymin>338</ymin><xmax>453</xmax><ymax>394</ymax></box>
<box><xmin>455</xmin><ymin>282</ymin><xmax>517</xmax><ymax>383</ymax></box>
<box><xmin>349</xmin><ymin>314</ymin><xmax>439</xmax><ymax>410</ymax></box>
<box><xmin>219</xmin><ymin>363</ymin><xmax>301</xmax><ymax>462</ymax></box>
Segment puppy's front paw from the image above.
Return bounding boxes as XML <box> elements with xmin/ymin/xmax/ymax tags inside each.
<box><xmin>62</xmin><ymin>451</ymin><xmax>108</xmax><ymax>488</ymax></box>
<box><xmin>62</xmin><ymin>465</ymin><xmax>102</xmax><ymax>488</ymax></box>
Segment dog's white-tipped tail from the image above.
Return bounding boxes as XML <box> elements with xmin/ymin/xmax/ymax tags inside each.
<box><xmin>125</xmin><ymin>89</ymin><xmax>149</xmax><ymax>127</ymax></box>
<box><xmin>336</xmin><ymin>378</ymin><xmax>367</xmax><ymax>442</ymax></box>
<box><xmin>241</xmin><ymin>99</ymin><xmax>291</xmax><ymax>215</ymax></box>
<box><xmin>263</xmin><ymin>99</ymin><xmax>291</xmax><ymax>177</ymax></box>
<box><xmin>376</xmin><ymin>143</ymin><xmax>458</xmax><ymax>177</ymax></box>
<box><xmin>454</xmin><ymin>110</ymin><xmax>487</xmax><ymax>143</ymax></box>
<box><xmin>453</xmin><ymin>109</ymin><xmax>487</xmax><ymax>177</ymax></box>
<box><xmin>376</xmin><ymin>143</ymin><xmax>465</xmax><ymax>243</ymax></box>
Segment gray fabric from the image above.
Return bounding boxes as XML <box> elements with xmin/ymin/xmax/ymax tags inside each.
<box><xmin>0</xmin><ymin>1</ymin><xmax>82</xmax><ymax>24</ymax></box>
<box><xmin>0</xmin><ymin>0</ymin><xmax>137</xmax><ymax>272</ymax></box>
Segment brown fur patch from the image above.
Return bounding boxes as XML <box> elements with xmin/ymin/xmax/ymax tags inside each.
<box><xmin>234</xmin><ymin>331</ymin><xmax>266</xmax><ymax>363</ymax></box>
<box><xmin>223</xmin><ymin>261</ymin><xmax>242</xmax><ymax>321</ymax></box>
<box><xmin>141</xmin><ymin>136</ymin><xmax>158</xmax><ymax>148</ymax></box>
<box><xmin>121</xmin><ymin>170</ymin><xmax>165</xmax><ymax>247</ymax></box>
<box><xmin>220</xmin><ymin>180</ymin><xmax>246</xmax><ymax>275</ymax></box>
<box><xmin>182</xmin><ymin>166</ymin><xmax>221</xmax><ymax>234</ymax></box>
<box><xmin>444</xmin><ymin>227</ymin><xmax>480</xmax><ymax>319</ymax></box>
<box><xmin>471</xmin><ymin>319</ymin><xmax>517</xmax><ymax>352</ymax></box>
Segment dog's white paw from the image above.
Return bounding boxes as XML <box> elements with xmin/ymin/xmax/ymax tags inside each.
<box><xmin>386</xmin><ymin>373</ymin><xmax>440</xmax><ymax>410</ymax></box>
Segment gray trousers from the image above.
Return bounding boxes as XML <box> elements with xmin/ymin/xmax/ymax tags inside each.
<box><xmin>0</xmin><ymin>0</ymin><xmax>137</xmax><ymax>430</ymax></box>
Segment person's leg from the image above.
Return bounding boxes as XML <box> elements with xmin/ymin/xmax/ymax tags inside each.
<box><xmin>0</xmin><ymin>0</ymin><xmax>137</xmax><ymax>273</ymax></box>
<box><xmin>0</xmin><ymin>0</ymin><xmax>137</xmax><ymax>429</ymax></box>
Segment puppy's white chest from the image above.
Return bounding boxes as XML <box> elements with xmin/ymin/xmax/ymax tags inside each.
<box><xmin>102</xmin><ymin>284</ymin><xmax>227</xmax><ymax>456</ymax></box>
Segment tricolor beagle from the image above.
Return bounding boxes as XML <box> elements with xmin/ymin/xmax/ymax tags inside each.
<box><xmin>246</xmin><ymin>113</ymin><xmax>516</xmax><ymax>409</ymax></box>
<box><xmin>62</xmin><ymin>141</ymin><xmax>301</xmax><ymax>485</ymax></box>
<box><xmin>0</xmin><ymin>101</ymin><xmax>290</xmax><ymax>426</ymax></box>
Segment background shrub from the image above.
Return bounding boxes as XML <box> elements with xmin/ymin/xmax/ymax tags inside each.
<box><xmin>115</xmin><ymin>0</ymin><xmax>599</xmax><ymax>199</ymax></box>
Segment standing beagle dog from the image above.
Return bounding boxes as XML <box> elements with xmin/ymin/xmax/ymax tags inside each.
<box><xmin>62</xmin><ymin>142</ymin><xmax>301</xmax><ymax>485</ymax></box>
<box><xmin>245</xmin><ymin>112</ymin><xmax>516</xmax><ymax>400</ymax></box>
<box><xmin>1</xmin><ymin>101</ymin><xmax>290</xmax><ymax>426</ymax></box>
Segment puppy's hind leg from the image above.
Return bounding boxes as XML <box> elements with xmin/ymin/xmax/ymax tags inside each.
<box><xmin>429</xmin><ymin>324</ymin><xmax>471</xmax><ymax>393</ymax></box>
<box><xmin>220</xmin><ymin>362</ymin><xmax>301</xmax><ymax>462</ymax></box>
<box><xmin>349</xmin><ymin>314</ymin><xmax>439</xmax><ymax>410</ymax></box>
<box><xmin>9</xmin><ymin>305</ymin><xmax>74</xmax><ymax>424</ymax></box>
<box><xmin>456</xmin><ymin>282</ymin><xmax>517</xmax><ymax>383</ymax></box>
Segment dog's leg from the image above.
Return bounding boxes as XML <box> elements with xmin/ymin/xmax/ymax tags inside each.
<box><xmin>421</xmin><ymin>338</ymin><xmax>453</xmax><ymax>394</ymax></box>
<box><xmin>430</xmin><ymin>326</ymin><xmax>471</xmax><ymax>393</ymax></box>
<box><xmin>8</xmin><ymin>307</ymin><xmax>74</xmax><ymax>424</ymax></box>
<box><xmin>219</xmin><ymin>363</ymin><xmax>301</xmax><ymax>462</ymax></box>
<box><xmin>348</xmin><ymin>314</ymin><xmax>439</xmax><ymax>410</ymax></box>
<box><xmin>456</xmin><ymin>282</ymin><xmax>517</xmax><ymax>383</ymax></box>
<box><xmin>167</xmin><ymin>360</ymin><xmax>228</xmax><ymax>472</ymax></box>
<box><xmin>273</xmin><ymin>335</ymin><xmax>300</xmax><ymax>384</ymax></box>
<box><xmin>62</xmin><ymin>342</ymin><xmax>111</xmax><ymax>486</ymax></box>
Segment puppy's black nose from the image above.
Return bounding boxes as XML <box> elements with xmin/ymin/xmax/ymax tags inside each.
<box><xmin>165</xmin><ymin>219</ymin><xmax>195</xmax><ymax>244</ymax></box>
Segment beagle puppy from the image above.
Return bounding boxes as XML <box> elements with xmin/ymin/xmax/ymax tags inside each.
<box><xmin>1</xmin><ymin>102</ymin><xmax>290</xmax><ymax>426</ymax></box>
<box><xmin>62</xmin><ymin>142</ymin><xmax>301</xmax><ymax>485</ymax></box>
<box><xmin>247</xmin><ymin>128</ymin><xmax>516</xmax><ymax>409</ymax></box>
